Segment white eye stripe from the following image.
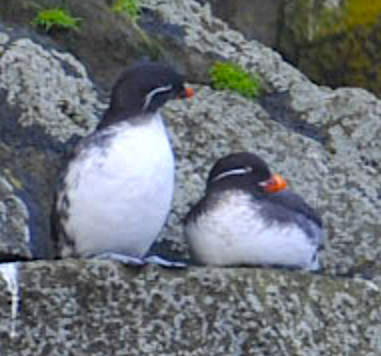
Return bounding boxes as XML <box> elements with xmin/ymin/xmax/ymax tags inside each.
<box><xmin>211</xmin><ymin>167</ymin><xmax>252</xmax><ymax>183</ymax></box>
<box><xmin>143</xmin><ymin>84</ymin><xmax>173</xmax><ymax>111</ymax></box>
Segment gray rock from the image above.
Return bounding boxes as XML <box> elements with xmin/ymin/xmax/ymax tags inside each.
<box><xmin>197</xmin><ymin>0</ymin><xmax>282</xmax><ymax>47</ymax></box>
<box><xmin>0</xmin><ymin>176</ymin><xmax>31</xmax><ymax>260</ymax></box>
<box><xmin>0</xmin><ymin>1</ymin><xmax>380</xmax><ymax>354</ymax></box>
<box><xmin>157</xmin><ymin>87</ymin><xmax>328</xmax><ymax>260</ymax></box>
<box><xmin>140</xmin><ymin>0</ymin><xmax>308</xmax><ymax>91</ymax></box>
<box><xmin>0</xmin><ymin>0</ymin><xmax>379</xmax><ymax>277</ymax></box>
<box><xmin>0</xmin><ymin>30</ymin><xmax>100</xmax><ymax>142</ymax></box>
<box><xmin>279</xmin><ymin>0</ymin><xmax>381</xmax><ymax>97</ymax></box>
<box><xmin>0</xmin><ymin>260</ymin><xmax>380</xmax><ymax>355</ymax></box>
<box><xmin>141</xmin><ymin>0</ymin><xmax>381</xmax><ymax>276</ymax></box>
<box><xmin>0</xmin><ymin>0</ymin><xmax>379</xmax><ymax>278</ymax></box>
<box><xmin>0</xmin><ymin>0</ymin><xmax>166</xmax><ymax>89</ymax></box>
<box><xmin>0</xmin><ymin>26</ymin><xmax>103</xmax><ymax>259</ymax></box>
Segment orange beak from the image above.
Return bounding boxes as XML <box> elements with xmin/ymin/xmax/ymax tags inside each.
<box><xmin>182</xmin><ymin>86</ymin><xmax>194</xmax><ymax>99</ymax></box>
<box><xmin>262</xmin><ymin>174</ymin><xmax>287</xmax><ymax>193</ymax></box>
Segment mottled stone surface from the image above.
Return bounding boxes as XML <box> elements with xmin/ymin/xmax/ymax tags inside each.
<box><xmin>141</xmin><ymin>0</ymin><xmax>381</xmax><ymax>277</ymax></box>
<box><xmin>0</xmin><ymin>26</ymin><xmax>103</xmax><ymax>259</ymax></box>
<box><xmin>0</xmin><ymin>27</ymin><xmax>100</xmax><ymax>142</ymax></box>
<box><xmin>0</xmin><ymin>2</ymin><xmax>380</xmax><ymax>354</ymax></box>
<box><xmin>197</xmin><ymin>0</ymin><xmax>282</xmax><ymax>46</ymax></box>
<box><xmin>0</xmin><ymin>176</ymin><xmax>31</xmax><ymax>260</ymax></box>
<box><xmin>0</xmin><ymin>0</ymin><xmax>380</xmax><ymax>276</ymax></box>
<box><xmin>0</xmin><ymin>260</ymin><xmax>380</xmax><ymax>355</ymax></box>
<box><xmin>279</xmin><ymin>0</ymin><xmax>381</xmax><ymax>96</ymax></box>
<box><xmin>141</xmin><ymin>0</ymin><xmax>309</xmax><ymax>91</ymax></box>
<box><xmin>156</xmin><ymin>87</ymin><xmax>329</xmax><ymax>263</ymax></box>
<box><xmin>0</xmin><ymin>0</ymin><xmax>165</xmax><ymax>89</ymax></box>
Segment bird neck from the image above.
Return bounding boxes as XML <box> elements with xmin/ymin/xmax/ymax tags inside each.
<box><xmin>97</xmin><ymin>108</ymin><xmax>157</xmax><ymax>131</ymax></box>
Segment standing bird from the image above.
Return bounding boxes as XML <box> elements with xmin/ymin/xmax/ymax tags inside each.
<box><xmin>184</xmin><ymin>152</ymin><xmax>323</xmax><ymax>270</ymax></box>
<box><xmin>52</xmin><ymin>62</ymin><xmax>194</xmax><ymax>265</ymax></box>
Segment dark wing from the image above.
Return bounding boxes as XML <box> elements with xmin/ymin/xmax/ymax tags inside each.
<box><xmin>264</xmin><ymin>190</ymin><xmax>322</xmax><ymax>226</ymax></box>
<box><xmin>183</xmin><ymin>188</ymin><xmax>225</xmax><ymax>225</ymax></box>
<box><xmin>183</xmin><ymin>196</ymin><xmax>208</xmax><ymax>226</ymax></box>
<box><xmin>258</xmin><ymin>190</ymin><xmax>323</xmax><ymax>247</ymax></box>
<box><xmin>50</xmin><ymin>136</ymin><xmax>84</xmax><ymax>258</ymax></box>
<box><xmin>50</xmin><ymin>167</ymin><xmax>75</xmax><ymax>258</ymax></box>
<box><xmin>51</xmin><ymin>128</ymin><xmax>116</xmax><ymax>257</ymax></box>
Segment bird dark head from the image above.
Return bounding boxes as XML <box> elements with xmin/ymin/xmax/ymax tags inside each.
<box><xmin>98</xmin><ymin>62</ymin><xmax>194</xmax><ymax>130</ymax></box>
<box><xmin>207</xmin><ymin>152</ymin><xmax>287</xmax><ymax>194</ymax></box>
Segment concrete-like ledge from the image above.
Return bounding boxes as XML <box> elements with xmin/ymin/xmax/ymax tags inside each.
<box><xmin>0</xmin><ymin>260</ymin><xmax>380</xmax><ymax>355</ymax></box>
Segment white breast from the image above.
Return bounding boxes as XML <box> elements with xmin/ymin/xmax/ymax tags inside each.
<box><xmin>61</xmin><ymin>113</ymin><xmax>174</xmax><ymax>258</ymax></box>
<box><xmin>185</xmin><ymin>190</ymin><xmax>319</xmax><ymax>270</ymax></box>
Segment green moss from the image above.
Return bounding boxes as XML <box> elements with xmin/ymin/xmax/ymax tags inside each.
<box><xmin>314</xmin><ymin>0</ymin><xmax>381</xmax><ymax>37</ymax></box>
<box><xmin>32</xmin><ymin>8</ymin><xmax>81</xmax><ymax>32</ymax></box>
<box><xmin>341</xmin><ymin>0</ymin><xmax>381</xmax><ymax>30</ymax></box>
<box><xmin>209</xmin><ymin>62</ymin><xmax>262</xmax><ymax>99</ymax></box>
<box><xmin>111</xmin><ymin>0</ymin><xmax>141</xmax><ymax>23</ymax></box>
<box><xmin>280</xmin><ymin>0</ymin><xmax>381</xmax><ymax>96</ymax></box>
<box><xmin>284</xmin><ymin>0</ymin><xmax>381</xmax><ymax>44</ymax></box>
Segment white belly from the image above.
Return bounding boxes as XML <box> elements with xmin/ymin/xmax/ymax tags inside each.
<box><xmin>62</xmin><ymin>113</ymin><xmax>174</xmax><ymax>258</ymax></box>
<box><xmin>185</xmin><ymin>191</ymin><xmax>318</xmax><ymax>270</ymax></box>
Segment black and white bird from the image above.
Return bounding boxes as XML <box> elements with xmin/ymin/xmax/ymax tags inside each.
<box><xmin>184</xmin><ymin>152</ymin><xmax>323</xmax><ymax>271</ymax></box>
<box><xmin>52</xmin><ymin>62</ymin><xmax>194</xmax><ymax>265</ymax></box>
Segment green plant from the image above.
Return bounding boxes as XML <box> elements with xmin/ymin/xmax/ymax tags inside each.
<box><xmin>111</xmin><ymin>0</ymin><xmax>141</xmax><ymax>23</ymax></box>
<box><xmin>209</xmin><ymin>62</ymin><xmax>262</xmax><ymax>99</ymax></box>
<box><xmin>32</xmin><ymin>8</ymin><xmax>81</xmax><ymax>32</ymax></box>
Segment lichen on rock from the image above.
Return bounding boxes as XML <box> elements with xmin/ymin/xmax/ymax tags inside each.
<box><xmin>279</xmin><ymin>0</ymin><xmax>381</xmax><ymax>96</ymax></box>
<box><xmin>141</xmin><ymin>0</ymin><xmax>381</xmax><ymax>277</ymax></box>
<box><xmin>0</xmin><ymin>36</ymin><xmax>101</xmax><ymax>142</ymax></box>
<box><xmin>0</xmin><ymin>175</ymin><xmax>31</xmax><ymax>260</ymax></box>
<box><xmin>0</xmin><ymin>0</ymin><xmax>380</xmax><ymax>354</ymax></box>
<box><xmin>1</xmin><ymin>260</ymin><xmax>381</xmax><ymax>355</ymax></box>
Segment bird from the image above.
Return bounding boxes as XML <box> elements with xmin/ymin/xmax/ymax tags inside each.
<box><xmin>52</xmin><ymin>62</ymin><xmax>194</xmax><ymax>265</ymax></box>
<box><xmin>184</xmin><ymin>152</ymin><xmax>323</xmax><ymax>271</ymax></box>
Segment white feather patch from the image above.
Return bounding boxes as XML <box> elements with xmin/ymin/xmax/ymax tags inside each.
<box><xmin>143</xmin><ymin>84</ymin><xmax>173</xmax><ymax>111</ymax></box>
<box><xmin>62</xmin><ymin>112</ymin><xmax>174</xmax><ymax>258</ymax></box>
<box><xmin>185</xmin><ymin>190</ymin><xmax>319</xmax><ymax>270</ymax></box>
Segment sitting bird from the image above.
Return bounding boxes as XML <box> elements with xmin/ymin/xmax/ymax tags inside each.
<box><xmin>184</xmin><ymin>152</ymin><xmax>323</xmax><ymax>270</ymax></box>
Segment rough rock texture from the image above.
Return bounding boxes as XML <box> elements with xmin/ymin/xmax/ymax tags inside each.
<box><xmin>0</xmin><ymin>260</ymin><xmax>381</xmax><ymax>356</ymax></box>
<box><xmin>0</xmin><ymin>176</ymin><xmax>31</xmax><ymax>261</ymax></box>
<box><xmin>197</xmin><ymin>0</ymin><xmax>381</xmax><ymax>97</ymax></box>
<box><xmin>0</xmin><ymin>27</ymin><xmax>100</xmax><ymax>141</ymax></box>
<box><xmin>0</xmin><ymin>25</ymin><xmax>102</xmax><ymax>259</ymax></box>
<box><xmin>0</xmin><ymin>0</ymin><xmax>166</xmax><ymax>89</ymax></box>
<box><xmin>197</xmin><ymin>0</ymin><xmax>283</xmax><ymax>46</ymax></box>
<box><xmin>142</xmin><ymin>0</ymin><xmax>381</xmax><ymax>277</ymax></box>
<box><xmin>0</xmin><ymin>0</ymin><xmax>380</xmax><ymax>354</ymax></box>
<box><xmin>140</xmin><ymin>0</ymin><xmax>311</xmax><ymax>91</ymax></box>
<box><xmin>279</xmin><ymin>0</ymin><xmax>381</xmax><ymax>96</ymax></box>
<box><xmin>0</xmin><ymin>0</ymin><xmax>380</xmax><ymax>276</ymax></box>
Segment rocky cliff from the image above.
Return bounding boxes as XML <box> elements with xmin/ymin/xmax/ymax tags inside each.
<box><xmin>0</xmin><ymin>0</ymin><xmax>380</xmax><ymax>354</ymax></box>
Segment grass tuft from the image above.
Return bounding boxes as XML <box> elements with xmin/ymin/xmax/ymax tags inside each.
<box><xmin>209</xmin><ymin>62</ymin><xmax>262</xmax><ymax>99</ymax></box>
<box><xmin>32</xmin><ymin>8</ymin><xmax>81</xmax><ymax>32</ymax></box>
<box><xmin>111</xmin><ymin>0</ymin><xmax>141</xmax><ymax>23</ymax></box>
